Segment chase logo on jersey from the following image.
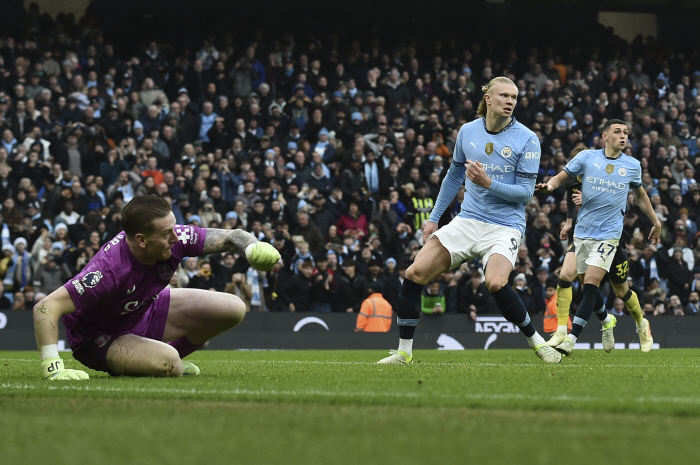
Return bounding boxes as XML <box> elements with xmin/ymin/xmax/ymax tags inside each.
<box><xmin>606</xmin><ymin>164</ymin><xmax>614</xmax><ymax>174</ymax></box>
<box><xmin>82</xmin><ymin>271</ymin><xmax>103</xmax><ymax>288</ymax></box>
<box><xmin>501</xmin><ymin>146</ymin><xmax>512</xmax><ymax>158</ymax></box>
<box><xmin>485</xmin><ymin>142</ymin><xmax>493</xmax><ymax>155</ymax></box>
<box><xmin>618</xmin><ymin>168</ymin><xmax>627</xmax><ymax>176</ymax></box>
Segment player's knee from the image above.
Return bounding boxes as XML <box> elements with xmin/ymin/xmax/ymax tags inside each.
<box><xmin>405</xmin><ymin>264</ymin><xmax>431</xmax><ymax>285</ymax></box>
<box><xmin>611</xmin><ymin>284</ymin><xmax>627</xmax><ymax>299</ymax></box>
<box><xmin>222</xmin><ymin>295</ymin><xmax>246</xmax><ymax>328</ymax></box>
<box><xmin>485</xmin><ymin>276</ymin><xmax>508</xmax><ymax>294</ymax></box>
<box><xmin>153</xmin><ymin>345</ymin><xmax>183</xmax><ymax>377</ymax></box>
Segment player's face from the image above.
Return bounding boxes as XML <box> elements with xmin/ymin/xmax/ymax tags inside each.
<box><xmin>487</xmin><ymin>82</ymin><xmax>518</xmax><ymax>118</ymax></box>
<box><xmin>603</xmin><ymin>124</ymin><xmax>628</xmax><ymax>151</ymax></box>
<box><xmin>145</xmin><ymin>212</ymin><xmax>178</xmax><ymax>262</ymax></box>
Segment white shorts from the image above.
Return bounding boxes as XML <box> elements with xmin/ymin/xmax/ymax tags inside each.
<box><xmin>431</xmin><ymin>217</ymin><xmax>521</xmax><ymax>270</ymax></box>
<box><xmin>573</xmin><ymin>237</ymin><xmax>620</xmax><ymax>274</ymax></box>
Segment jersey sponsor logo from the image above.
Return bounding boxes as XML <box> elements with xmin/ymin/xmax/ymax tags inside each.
<box><xmin>82</xmin><ymin>271</ymin><xmax>103</xmax><ymax>288</ymax></box>
<box><xmin>501</xmin><ymin>146</ymin><xmax>512</xmax><ymax>158</ymax></box>
<box><xmin>606</xmin><ymin>164</ymin><xmax>614</xmax><ymax>174</ymax></box>
<box><xmin>72</xmin><ymin>279</ymin><xmax>85</xmax><ymax>295</ymax></box>
<box><xmin>175</xmin><ymin>225</ymin><xmax>199</xmax><ymax>245</ymax></box>
<box><xmin>482</xmin><ymin>164</ymin><xmax>515</xmax><ymax>173</ymax></box>
<box><xmin>159</xmin><ymin>264</ymin><xmax>174</xmax><ymax>281</ymax></box>
<box><xmin>485</xmin><ymin>142</ymin><xmax>494</xmax><ymax>155</ymax></box>
<box><xmin>121</xmin><ymin>294</ymin><xmax>159</xmax><ymax>315</ymax></box>
<box><xmin>618</xmin><ymin>167</ymin><xmax>627</xmax><ymax>176</ymax></box>
<box><xmin>95</xmin><ymin>334</ymin><xmax>111</xmax><ymax>348</ymax></box>
<box><xmin>524</xmin><ymin>151</ymin><xmax>540</xmax><ymax>159</ymax></box>
<box><xmin>586</xmin><ymin>176</ymin><xmax>627</xmax><ymax>192</ymax></box>
<box><xmin>126</xmin><ymin>285</ymin><xmax>136</xmax><ymax>295</ymax></box>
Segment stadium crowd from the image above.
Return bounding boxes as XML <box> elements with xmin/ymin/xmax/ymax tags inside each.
<box><xmin>1</xmin><ymin>4</ymin><xmax>700</xmax><ymax>321</ymax></box>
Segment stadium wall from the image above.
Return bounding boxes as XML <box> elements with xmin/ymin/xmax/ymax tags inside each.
<box><xmin>1</xmin><ymin>311</ymin><xmax>698</xmax><ymax>351</ymax></box>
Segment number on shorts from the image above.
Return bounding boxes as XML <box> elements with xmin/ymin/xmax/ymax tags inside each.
<box><xmin>616</xmin><ymin>261</ymin><xmax>628</xmax><ymax>278</ymax></box>
<box><xmin>509</xmin><ymin>238</ymin><xmax>518</xmax><ymax>256</ymax></box>
<box><xmin>597</xmin><ymin>243</ymin><xmax>615</xmax><ymax>257</ymax></box>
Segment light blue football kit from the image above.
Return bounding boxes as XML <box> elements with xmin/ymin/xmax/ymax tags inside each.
<box><xmin>563</xmin><ymin>149</ymin><xmax>642</xmax><ymax>241</ymax></box>
<box><xmin>430</xmin><ymin>117</ymin><xmax>541</xmax><ymax>235</ymax></box>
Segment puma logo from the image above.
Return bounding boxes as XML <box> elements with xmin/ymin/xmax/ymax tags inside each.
<box><xmin>594</xmin><ymin>162</ymin><xmax>602</xmax><ymax>170</ymax></box>
<box><xmin>470</xmin><ymin>142</ymin><xmax>478</xmax><ymax>149</ymax></box>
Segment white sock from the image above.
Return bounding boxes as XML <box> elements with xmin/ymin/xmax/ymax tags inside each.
<box><xmin>568</xmin><ymin>334</ymin><xmax>578</xmax><ymax>344</ymax></box>
<box><xmin>636</xmin><ymin>320</ymin><xmax>646</xmax><ymax>330</ymax></box>
<box><xmin>527</xmin><ymin>333</ymin><xmax>545</xmax><ymax>348</ymax></box>
<box><xmin>398</xmin><ymin>338</ymin><xmax>413</xmax><ymax>354</ymax></box>
<box><xmin>602</xmin><ymin>315</ymin><xmax>611</xmax><ymax>326</ymax></box>
<box><xmin>557</xmin><ymin>325</ymin><xmax>567</xmax><ymax>334</ymax></box>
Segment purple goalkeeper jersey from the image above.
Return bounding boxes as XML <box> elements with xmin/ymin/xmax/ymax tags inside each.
<box><xmin>62</xmin><ymin>224</ymin><xmax>206</xmax><ymax>336</ymax></box>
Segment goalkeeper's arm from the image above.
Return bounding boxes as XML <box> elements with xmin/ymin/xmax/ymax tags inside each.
<box><xmin>202</xmin><ymin>228</ymin><xmax>280</xmax><ymax>271</ymax></box>
<box><xmin>34</xmin><ymin>287</ymin><xmax>89</xmax><ymax>380</ymax></box>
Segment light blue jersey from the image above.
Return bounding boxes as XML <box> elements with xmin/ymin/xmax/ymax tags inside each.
<box><xmin>430</xmin><ymin>118</ymin><xmax>541</xmax><ymax>235</ymax></box>
<box><xmin>564</xmin><ymin>149</ymin><xmax>642</xmax><ymax>241</ymax></box>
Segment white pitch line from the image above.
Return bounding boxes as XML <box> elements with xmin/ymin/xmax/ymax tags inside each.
<box><xmin>2</xmin><ymin>358</ymin><xmax>699</xmax><ymax>369</ymax></box>
<box><xmin>1</xmin><ymin>382</ymin><xmax>700</xmax><ymax>406</ymax></box>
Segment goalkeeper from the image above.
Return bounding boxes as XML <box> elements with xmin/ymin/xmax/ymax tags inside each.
<box><xmin>35</xmin><ymin>195</ymin><xmax>280</xmax><ymax>380</ymax></box>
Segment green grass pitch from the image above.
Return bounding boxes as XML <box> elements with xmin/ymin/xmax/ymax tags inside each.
<box><xmin>2</xmin><ymin>349</ymin><xmax>700</xmax><ymax>465</ymax></box>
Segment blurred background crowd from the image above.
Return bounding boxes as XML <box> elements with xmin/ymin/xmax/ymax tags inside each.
<box><xmin>1</xmin><ymin>1</ymin><xmax>700</xmax><ymax>320</ymax></box>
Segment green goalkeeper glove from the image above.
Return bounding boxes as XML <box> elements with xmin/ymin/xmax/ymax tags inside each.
<box><xmin>245</xmin><ymin>242</ymin><xmax>281</xmax><ymax>272</ymax></box>
<box><xmin>41</xmin><ymin>357</ymin><xmax>89</xmax><ymax>381</ymax></box>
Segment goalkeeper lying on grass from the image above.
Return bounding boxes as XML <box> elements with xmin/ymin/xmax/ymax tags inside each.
<box><xmin>35</xmin><ymin>195</ymin><xmax>280</xmax><ymax>380</ymax></box>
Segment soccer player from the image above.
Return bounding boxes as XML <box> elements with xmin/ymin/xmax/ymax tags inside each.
<box><xmin>378</xmin><ymin>76</ymin><xmax>562</xmax><ymax>364</ymax></box>
<box><xmin>547</xmin><ymin>185</ymin><xmax>654</xmax><ymax>352</ymax></box>
<box><xmin>34</xmin><ymin>196</ymin><xmax>280</xmax><ymax>380</ymax></box>
<box><xmin>537</xmin><ymin>120</ymin><xmax>661</xmax><ymax>356</ymax></box>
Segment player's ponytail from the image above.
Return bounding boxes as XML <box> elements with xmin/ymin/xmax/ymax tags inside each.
<box><xmin>477</xmin><ymin>76</ymin><xmax>517</xmax><ymax>118</ymax></box>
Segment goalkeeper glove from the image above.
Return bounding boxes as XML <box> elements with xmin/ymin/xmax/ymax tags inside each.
<box><xmin>41</xmin><ymin>357</ymin><xmax>89</xmax><ymax>381</ymax></box>
<box><xmin>245</xmin><ymin>242</ymin><xmax>281</xmax><ymax>272</ymax></box>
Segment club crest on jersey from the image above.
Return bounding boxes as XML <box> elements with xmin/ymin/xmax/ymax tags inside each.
<box><xmin>95</xmin><ymin>334</ymin><xmax>111</xmax><ymax>348</ymax></box>
<box><xmin>618</xmin><ymin>167</ymin><xmax>627</xmax><ymax>176</ymax></box>
<box><xmin>606</xmin><ymin>164</ymin><xmax>614</xmax><ymax>174</ymax></box>
<box><xmin>159</xmin><ymin>264</ymin><xmax>173</xmax><ymax>281</ymax></box>
<box><xmin>82</xmin><ymin>271</ymin><xmax>103</xmax><ymax>288</ymax></box>
<box><xmin>500</xmin><ymin>146</ymin><xmax>512</xmax><ymax>158</ymax></box>
<box><xmin>485</xmin><ymin>142</ymin><xmax>494</xmax><ymax>155</ymax></box>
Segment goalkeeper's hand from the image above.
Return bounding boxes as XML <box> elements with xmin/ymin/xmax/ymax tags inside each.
<box><xmin>245</xmin><ymin>242</ymin><xmax>281</xmax><ymax>272</ymax></box>
<box><xmin>41</xmin><ymin>357</ymin><xmax>89</xmax><ymax>381</ymax></box>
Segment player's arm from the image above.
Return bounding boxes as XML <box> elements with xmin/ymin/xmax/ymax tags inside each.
<box><xmin>632</xmin><ymin>185</ymin><xmax>662</xmax><ymax>245</ymax></box>
<box><xmin>33</xmin><ymin>287</ymin><xmax>89</xmax><ymax>380</ymax></box>
<box><xmin>484</xmin><ymin>135</ymin><xmax>540</xmax><ymax>204</ymax></box>
<box><xmin>426</xmin><ymin>126</ymin><xmax>468</xmax><ymax>238</ymax></box>
<box><xmin>203</xmin><ymin>228</ymin><xmax>280</xmax><ymax>271</ymax></box>
<box><xmin>535</xmin><ymin>169</ymin><xmax>570</xmax><ymax>193</ymax></box>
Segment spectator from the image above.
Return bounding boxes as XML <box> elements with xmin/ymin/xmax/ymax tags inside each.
<box><xmin>355</xmin><ymin>281</ymin><xmax>392</xmax><ymax>332</ymax></box>
<box><xmin>421</xmin><ymin>280</ymin><xmax>446</xmax><ymax>315</ymax></box>
<box><xmin>224</xmin><ymin>272</ymin><xmax>253</xmax><ymax>312</ymax></box>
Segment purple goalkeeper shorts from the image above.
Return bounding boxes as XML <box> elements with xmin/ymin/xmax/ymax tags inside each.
<box><xmin>66</xmin><ymin>289</ymin><xmax>171</xmax><ymax>374</ymax></box>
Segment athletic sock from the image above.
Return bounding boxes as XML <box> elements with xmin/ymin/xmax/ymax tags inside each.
<box><xmin>398</xmin><ymin>338</ymin><xmax>413</xmax><ymax>354</ymax></box>
<box><xmin>592</xmin><ymin>288</ymin><xmax>608</xmax><ymax>321</ymax></box>
<box><xmin>492</xmin><ymin>285</ymin><xmax>537</xmax><ymax>338</ymax></box>
<box><xmin>570</xmin><ymin>284</ymin><xmax>602</xmax><ymax>338</ymax></box>
<box><xmin>622</xmin><ymin>290</ymin><xmax>644</xmax><ymax>324</ymax></box>
<box><xmin>556</xmin><ymin>280</ymin><xmax>573</xmax><ymax>327</ymax></box>
<box><xmin>557</xmin><ymin>325</ymin><xmax>567</xmax><ymax>334</ymax></box>
<box><xmin>396</xmin><ymin>278</ymin><xmax>424</xmax><ymax>341</ymax></box>
<box><xmin>168</xmin><ymin>336</ymin><xmax>204</xmax><ymax>358</ymax></box>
